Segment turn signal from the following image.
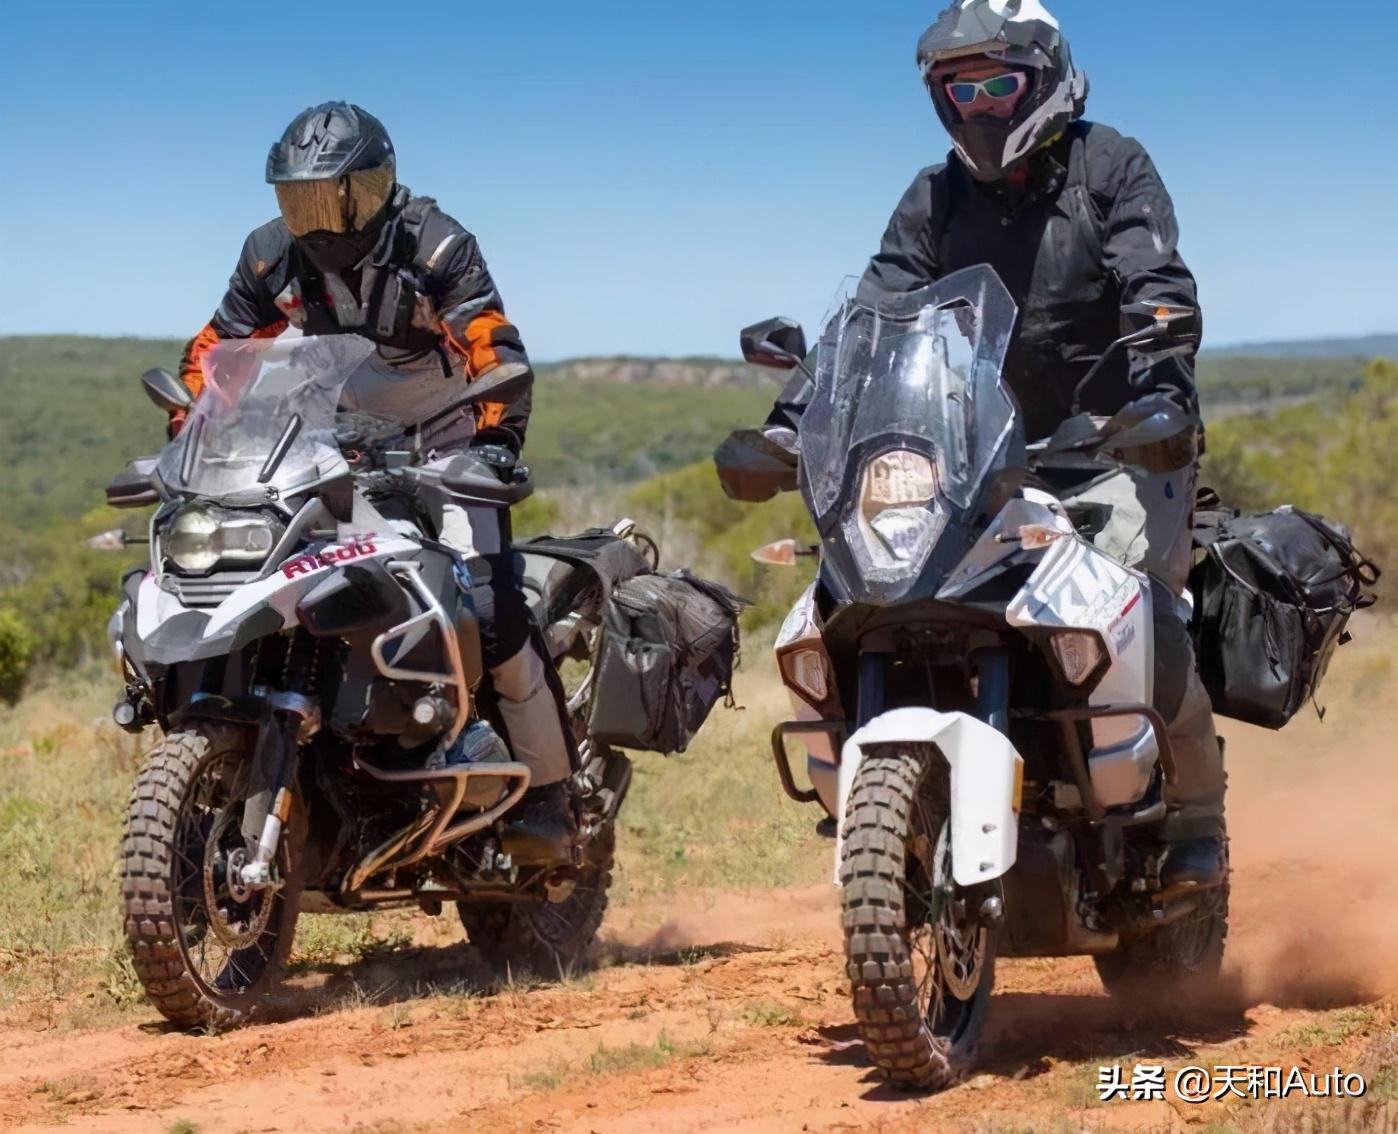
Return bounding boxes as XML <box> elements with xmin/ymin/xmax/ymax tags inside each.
<box><xmin>1051</xmin><ymin>630</ymin><xmax>1105</xmax><ymax>686</ymax></box>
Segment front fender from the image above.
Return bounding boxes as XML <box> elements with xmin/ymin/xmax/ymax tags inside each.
<box><xmin>836</xmin><ymin>708</ymin><xmax>1022</xmax><ymax>887</ymax></box>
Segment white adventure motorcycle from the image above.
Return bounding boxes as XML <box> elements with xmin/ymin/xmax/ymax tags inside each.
<box><xmin>106</xmin><ymin>334</ymin><xmax>654</xmax><ymax>1028</ymax></box>
<box><xmin>720</xmin><ymin>266</ymin><xmax>1226</xmax><ymax>1090</ymax></box>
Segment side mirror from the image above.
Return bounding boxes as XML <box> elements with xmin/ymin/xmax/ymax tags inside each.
<box><xmin>141</xmin><ymin>368</ymin><xmax>193</xmax><ymax>413</ymax></box>
<box><xmin>740</xmin><ymin>317</ymin><xmax>808</xmax><ymax>371</ymax></box>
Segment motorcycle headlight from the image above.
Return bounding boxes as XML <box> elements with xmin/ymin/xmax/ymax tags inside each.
<box><xmin>164</xmin><ymin>506</ymin><xmax>282</xmax><ymax>573</ymax></box>
<box><xmin>845</xmin><ymin>449</ymin><xmax>947</xmax><ymax>579</ymax></box>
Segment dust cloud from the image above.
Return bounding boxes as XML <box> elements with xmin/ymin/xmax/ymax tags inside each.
<box><xmin>1224</xmin><ymin>627</ymin><xmax>1398</xmax><ymax>1008</ymax></box>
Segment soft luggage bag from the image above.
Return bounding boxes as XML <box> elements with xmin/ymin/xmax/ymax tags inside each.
<box><xmin>588</xmin><ymin>570</ymin><xmax>748</xmax><ymax>753</ymax></box>
<box><xmin>1190</xmin><ymin>501</ymin><xmax>1379</xmax><ymax>728</ymax></box>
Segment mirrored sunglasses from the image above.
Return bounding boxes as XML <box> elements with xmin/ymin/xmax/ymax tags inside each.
<box><xmin>944</xmin><ymin>71</ymin><xmax>1028</xmax><ymax>105</ymax></box>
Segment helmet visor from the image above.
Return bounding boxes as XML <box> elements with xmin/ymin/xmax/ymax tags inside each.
<box><xmin>275</xmin><ymin>165</ymin><xmax>395</xmax><ymax>237</ymax></box>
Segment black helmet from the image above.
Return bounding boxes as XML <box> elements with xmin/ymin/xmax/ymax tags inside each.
<box><xmin>266</xmin><ymin>102</ymin><xmax>397</xmax><ymax>270</ymax></box>
<box><xmin>917</xmin><ymin>0</ymin><xmax>1088</xmax><ymax>183</ymax></box>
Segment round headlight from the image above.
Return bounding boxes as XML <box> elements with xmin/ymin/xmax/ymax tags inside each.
<box><xmin>165</xmin><ymin>507</ymin><xmax>219</xmax><ymax>572</ymax></box>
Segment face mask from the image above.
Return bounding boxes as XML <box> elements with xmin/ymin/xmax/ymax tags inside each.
<box><xmin>295</xmin><ymin>227</ymin><xmax>379</xmax><ymax>273</ymax></box>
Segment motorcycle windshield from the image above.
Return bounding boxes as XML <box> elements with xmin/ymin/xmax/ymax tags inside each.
<box><xmin>157</xmin><ymin>335</ymin><xmax>377</xmax><ymax>503</ymax></box>
<box><xmin>799</xmin><ymin>266</ymin><xmax>1018</xmax><ymax>525</ymax></box>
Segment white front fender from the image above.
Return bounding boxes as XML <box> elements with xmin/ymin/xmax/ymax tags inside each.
<box><xmin>836</xmin><ymin>708</ymin><xmax>1023</xmax><ymax>887</ymax></box>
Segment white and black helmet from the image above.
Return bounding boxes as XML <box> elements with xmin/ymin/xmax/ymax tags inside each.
<box><xmin>918</xmin><ymin>0</ymin><xmax>1089</xmax><ymax>182</ymax></box>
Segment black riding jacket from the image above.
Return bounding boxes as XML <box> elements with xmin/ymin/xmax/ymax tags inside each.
<box><xmin>768</xmin><ymin>121</ymin><xmax>1202</xmax><ymax>444</ymax></box>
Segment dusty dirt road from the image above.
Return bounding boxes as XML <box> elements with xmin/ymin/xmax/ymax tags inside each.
<box><xmin>4</xmin><ymin>699</ymin><xmax>1396</xmax><ymax>1133</ymax></box>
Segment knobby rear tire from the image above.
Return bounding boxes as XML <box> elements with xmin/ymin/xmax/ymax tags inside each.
<box><xmin>839</xmin><ymin>747</ymin><xmax>996</xmax><ymax>1092</ymax></box>
<box><xmin>1095</xmin><ymin>880</ymin><xmax>1229</xmax><ymax>1000</ymax></box>
<box><xmin>121</xmin><ymin>724</ymin><xmax>302</xmax><ymax>1031</ymax></box>
<box><xmin>458</xmin><ymin>850</ymin><xmax>612</xmax><ymax>982</ymax></box>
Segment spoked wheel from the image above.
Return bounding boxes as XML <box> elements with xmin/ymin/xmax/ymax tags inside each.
<box><xmin>122</xmin><ymin>725</ymin><xmax>301</xmax><ymax>1030</ymax></box>
<box><xmin>1095</xmin><ymin>879</ymin><xmax>1229</xmax><ymax>1000</ymax></box>
<box><xmin>840</xmin><ymin>745</ymin><xmax>996</xmax><ymax>1091</ymax></box>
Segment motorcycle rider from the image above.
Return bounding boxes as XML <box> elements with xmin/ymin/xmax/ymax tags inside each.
<box><xmin>718</xmin><ymin>0</ymin><xmax>1225</xmax><ymax>892</ymax></box>
<box><xmin>173</xmin><ymin>102</ymin><xmax>574</xmax><ymax>857</ymax></box>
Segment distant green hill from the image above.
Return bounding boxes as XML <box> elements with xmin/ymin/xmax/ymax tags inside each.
<box><xmin>0</xmin><ymin>336</ymin><xmax>774</xmax><ymax>529</ymax></box>
<box><xmin>0</xmin><ymin>332</ymin><xmax>1388</xmax><ymax>530</ymax></box>
<box><xmin>1204</xmin><ymin>333</ymin><xmax>1398</xmax><ymax>359</ymax></box>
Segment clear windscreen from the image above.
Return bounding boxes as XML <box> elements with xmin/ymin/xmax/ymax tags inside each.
<box><xmin>156</xmin><ymin>335</ymin><xmax>378</xmax><ymax>503</ymax></box>
<box><xmin>799</xmin><ymin>266</ymin><xmax>1018</xmax><ymax>522</ymax></box>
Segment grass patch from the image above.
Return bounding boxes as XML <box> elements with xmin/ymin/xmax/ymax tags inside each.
<box><xmin>1365</xmin><ymin>1026</ymin><xmax>1398</xmax><ymax>1100</ymax></box>
<box><xmin>509</xmin><ymin>1030</ymin><xmax>707</xmax><ymax>1096</ymax></box>
<box><xmin>0</xmin><ymin>669</ymin><xmax>148</xmax><ymax>1028</ymax></box>
<box><xmin>1370</xmin><ymin>1064</ymin><xmax>1398</xmax><ymax>1102</ymax></box>
<box><xmin>613</xmin><ymin>663</ymin><xmax>828</xmax><ymax>902</ymax></box>
<box><xmin>1056</xmin><ymin>1058</ymin><xmax>1119</xmax><ymax>1110</ymax></box>
<box><xmin>743</xmin><ymin>1002</ymin><xmax>804</xmax><ymax>1028</ymax></box>
<box><xmin>511</xmin><ymin>1065</ymin><xmax>568</xmax><ymax>1093</ymax></box>
<box><xmin>289</xmin><ymin>914</ymin><xmax>414</xmax><ymax>972</ymax></box>
<box><xmin>587</xmin><ymin>1031</ymin><xmax>683</xmax><ymax>1076</ymax></box>
<box><xmin>973</xmin><ymin>1119</ymin><xmax>1086</xmax><ymax>1134</ymax></box>
<box><xmin>1279</xmin><ymin>1006</ymin><xmax>1376</xmax><ymax>1049</ymax></box>
<box><xmin>167</xmin><ymin>1120</ymin><xmax>200</xmax><ymax>1134</ymax></box>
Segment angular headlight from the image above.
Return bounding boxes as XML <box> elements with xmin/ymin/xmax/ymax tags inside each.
<box><xmin>164</xmin><ymin>506</ymin><xmax>282</xmax><ymax>573</ymax></box>
<box><xmin>845</xmin><ymin>449</ymin><xmax>947</xmax><ymax>578</ymax></box>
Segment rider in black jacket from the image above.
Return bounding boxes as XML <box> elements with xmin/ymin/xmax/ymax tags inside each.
<box><xmin>724</xmin><ymin>0</ymin><xmax>1226</xmax><ymax>891</ymax></box>
<box><xmin>175</xmin><ymin>103</ymin><xmax>572</xmax><ymax>853</ymax></box>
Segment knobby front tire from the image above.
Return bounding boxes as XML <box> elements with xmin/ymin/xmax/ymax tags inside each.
<box><xmin>839</xmin><ymin>745</ymin><xmax>996</xmax><ymax>1091</ymax></box>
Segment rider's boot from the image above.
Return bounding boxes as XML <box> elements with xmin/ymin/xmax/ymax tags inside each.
<box><xmin>1157</xmin><ymin>622</ymin><xmax>1228</xmax><ymax>897</ymax></box>
<box><xmin>1159</xmin><ymin>835</ymin><xmax>1227</xmax><ymax>896</ymax></box>
<box><xmin>491</xmin><ymin>642</ymin><xmax>576</xmax><ymax>864</ymax></box>
<box><xmin>503</xmin><ymin>782</ymin><xmax>575</xmax><ymax>865</ymax></box>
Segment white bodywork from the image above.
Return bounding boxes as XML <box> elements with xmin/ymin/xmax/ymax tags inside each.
<box><xmin>836</xmin><ymin>708</ymin><xmax>1023</xmax><ymax>888</ymax></box>
<box><xmin>786</xmin><ymin>488</ymin><xmax>1160</xmax><ymax>890</ymax></box>
<box><xmin>134</xmin><ymin>533</ymin><xmax>422</xmax><ymax>646</ymax></box>
<box><xmin>1002</xmin><ymin>523</ymin><xmax>1157</xmax><ymax>808</ymax></box>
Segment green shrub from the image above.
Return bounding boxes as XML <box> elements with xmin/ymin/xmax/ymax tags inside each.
<box><xmin>1203</xmin><ymin>359</ymin><xmax>1397</xmax><ymax>580</ymax></box>
<box><xmin>0</xmin><ymin>608</ymin><xmax>36</xmax><ymax>705</ymax></box>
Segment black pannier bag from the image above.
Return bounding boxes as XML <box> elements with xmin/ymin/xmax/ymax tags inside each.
<box><xmin>1190</xmin><ymin>499</ymin><xmax>1380</xmax><ymax>729</ymax></box>
<box><xmin>588</xmin><ymin>570</ymin><xmax>749</xmax><ymax>754</ymax></box>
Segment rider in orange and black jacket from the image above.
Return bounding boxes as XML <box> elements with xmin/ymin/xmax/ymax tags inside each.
<box><xmin>176</xmin><ymin>102</ymin><xmax>573</xmax><ymax>852</ymax></box>
<box><xmin>174</xmin><ymin>150</ymin><xmax>530</xmax><ymax>457</ymax></box>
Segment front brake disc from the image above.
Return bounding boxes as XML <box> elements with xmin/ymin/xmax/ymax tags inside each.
<box><xmin>202</xmin><ymin>807</ymin><xmax>275</xmax><ymax>950</ymax></box>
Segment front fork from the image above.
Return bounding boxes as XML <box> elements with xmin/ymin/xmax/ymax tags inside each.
<box><xmin>238</xmin><ymin>692</ymin><xmax>320</xmax><ymax>892</ymax></box>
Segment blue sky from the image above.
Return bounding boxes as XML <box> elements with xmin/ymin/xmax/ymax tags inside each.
<box><xmin>1</xmin><ymin>1</ymin><xmax>1394</xmax><ymax>360</ymax></box>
